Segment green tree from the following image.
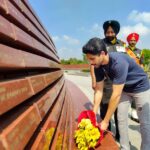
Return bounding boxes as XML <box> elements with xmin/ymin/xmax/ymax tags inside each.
<box><xmin>142</xmin><ymin>49</ymin><xmax>150</xmax><ymax>65</ymax></box>
<box><xmin>61</xmin><ymin>56</ymin><xmax>88</xmax><ymax>65</ymax></box>
<box><xmin>82</xmin><ymin>54</ymin><xmax>88</xmax><ymax>64</ymax></box>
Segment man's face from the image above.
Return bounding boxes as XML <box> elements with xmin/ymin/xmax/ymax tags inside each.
<box><xmin>129</xmin><ymin>37</ymin><xmax>137</xmax><ymax>47</ymax></box>
<box><xmin>105</xmin><ymin>26</ymin><xmax>116</xmax><ymax>41</ymax></box>
<box><xmin>86</xmin><ymin>53</ymin><xmax>104</xmax><ymax>68</ymax></box>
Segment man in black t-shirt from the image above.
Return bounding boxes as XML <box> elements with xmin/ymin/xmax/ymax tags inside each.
<box><xmin>82</xmin><ymin>37</ymin><xmax>150</xmax><ymax>150</ymax></box>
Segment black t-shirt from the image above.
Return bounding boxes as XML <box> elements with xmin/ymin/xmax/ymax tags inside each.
<box><xmin>94</xmin><ymin>52</ymin><xmax>150</xmax><ymax>93</ymax></box>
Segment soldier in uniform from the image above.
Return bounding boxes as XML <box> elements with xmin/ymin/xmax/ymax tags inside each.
<box><xmin>90</xmin><ymin>20</ymin><xmax>126</xmax><ymax>141</ymax></box>
<box><xmin>126</xmin><ymin>33</ymin><xmax>144</xmax><ymax>67</ymax></box>
<box><xmin>126</xmin><ymin>33</ymin><xmax>144</xmax><ymax>123</ymax></box>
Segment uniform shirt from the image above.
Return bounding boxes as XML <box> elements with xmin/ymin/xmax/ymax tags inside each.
<box><xmin>127</xmin><ymin>46</ymin><xmax>144</xmax><ymax>64</ymax></box>
<box><xmin>94</xmin><ymin>52</ymin><xmax>150</xmax><ymax>93</ymax></box>
<box><xmin>103</xmin><ymin>38</ymin><xmax>126</xmax><ymax>53</ymax></box>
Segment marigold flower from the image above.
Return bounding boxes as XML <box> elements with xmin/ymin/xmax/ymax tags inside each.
<box><xmin>74</xmin><ymin>118</ymin><xmax>101</xmax><ymax>150</ymax></box>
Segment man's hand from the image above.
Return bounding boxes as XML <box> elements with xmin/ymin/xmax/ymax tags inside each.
<box><xmin>100</xmin><ymin>120</ymin><xmax>109</xmax><ymax>131</ymax></box>
<box><xmin>92</xmin><ymin>81</ymin><xmax>96</xmax><ymax>90</ymax></box>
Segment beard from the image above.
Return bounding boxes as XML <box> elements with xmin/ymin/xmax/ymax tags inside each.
<box><xmin>106</xmin><ymin>36</ymin><xmax>115</xmax><ymax>42</ymax></box>
<box><xmin>130</xmin><ymin>43</ymin><xmax>136</xmax><ymax>47</ymax></box>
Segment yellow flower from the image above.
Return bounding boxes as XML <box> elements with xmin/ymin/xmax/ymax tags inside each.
<box><xmin>78</xmin><ymin>119</ymin><xmax>91</xmax><ymax>129</ymax></box>
<box><xmin>74</xmin><ymin>118</ymin><xmax>101</xmax><ymax>150</ymax></box>
<box><xmin>89</xmin><ymin>141</ymin><xmax>97</xmax><ymax>148</ymax></box>
<box><xmin>85</xmin><ymin>123</ymin><xmax>93</xmax><ymax>130</ymax></box>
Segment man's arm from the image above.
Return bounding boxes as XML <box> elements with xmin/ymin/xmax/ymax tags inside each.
<box><xmin>101</xmin><ymin>83</ymin><xmax>124</xmax><ymax>130</ymax></box>
<box><xmin>90</xmin><ymin>65</ymin><xmax>96</xmax><ymax>90</ymax></box>
<box><xmin>93</xmin><ymin>80</ymin><xmax>104</xmax><ymax>114</ymax></box>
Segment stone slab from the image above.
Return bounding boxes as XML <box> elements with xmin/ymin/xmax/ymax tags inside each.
<box><xmin>44</xmin><ymin>70</ymin><xmax>63</xmax><ymax>86</ymax></box>
<box><xmin>31</xmin><ymin>86</ymin><xmax>65</xmax><ymax>150</ymax></box>
<box><xmin>0</xmin><ymin>0</ymin><xmax>6</xmax><ymax>12</ymax></box>
<box><xmin>0</xmin><ymin>44</ymin><xmax>25</xmax><ymax>69</ymax></box>
<box><xmin>22</xmin><ymin>51</ymin><xmax>50</xmax><ymax>68</ymax></box>
<box><xmin>36</xmin><ymin>82</ymin><xmax>65</xmax><ymax>119</ymax></box>
<box><xmin>12</xmin><ymin>23</ymin><xmax>33</xmax><ymax>48</ymax></box>
<box><xmin>27</xmin><ymin>75</ymin><xmax>46</xmax><ymax>94</ymax></box>
<box><xmin>5</xmin><ymin>0</ymin><xmax>27</xmax><ymax>28</ymax></box>
<box><xmin>0</xmin><ymin>106</ymin><xmax>41</xmax><ymax>150</ymax></box>
<box><xmin>0</xmin><ymin>15</ymin><xmax>15</xmax><ymax>40</ymax></box>
<box><xmin>0</xmin><ymin>79</ymin><xmax>33</xmax><ymax>115</ymax></box>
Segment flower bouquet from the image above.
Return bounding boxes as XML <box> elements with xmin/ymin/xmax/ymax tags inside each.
<box><xmin>74</xmin><ymin>110</ymin><xmax>103</xmax><ymax>150</ymax></box>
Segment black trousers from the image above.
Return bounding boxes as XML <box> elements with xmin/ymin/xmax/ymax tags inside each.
<box><xmin>100</xmin><ymin>79</ymin><xmax>120</xmax><ymax>139</ymax></box>
<box><xmin>100</xmin><ymin>103</ymin><xmax>119</xmax><ymax>136</ymax></box>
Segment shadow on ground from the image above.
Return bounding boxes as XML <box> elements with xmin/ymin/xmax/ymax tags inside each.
<box><xmin>129</xmin><ymin>124</ymin><xmax>140</xmax><ymax>133</ymax></box>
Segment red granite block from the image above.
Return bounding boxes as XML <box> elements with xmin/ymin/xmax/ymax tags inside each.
<box><xmin>0</xmin><ymin>106</ymin><xmax>41</xmax><ymax>150</ymax></box>
<box><xmin>32</xmin><ymin>38</ymin><xmax>45</xmax><ymax>53</ymax></box>
<box><xmin>23</xmin><ymin>51</ymin><xmax>59</xmax><ymax>69</ymax></box>
<box><xmin>22</xmin><ymin>51</ymin><xmax>50</xmax><ymax>68</ymax></box>
<box><xmin>11</xmin><ymin>0</ymin><xmax>22</xmax><ymax>9</ymax></box>
<box><xmin>36</xmin><ymin>80</ymin><xmax>65</xmax><ymax>119</ymax></box>
<box><xmin>48</xmin><ymin>78</ymin><xmax>64</xmax><ymax>101</ymax></box>
<box><xmin>0</xmin><ymin>79</ymin><xmax>33</xmax><ymax>115</ymax></box>
<box><xmin>97</xmin><ymin>132</ymin><xmax>119</xmax><ymax>150</ymax></box>
<box><xmin>44</xmin><ymin>71</ymin><xmax>63</xmax><ymax>86</ymax></box>
<box><xmin>31</xmin><ymin>86</ymin><xmax>66</xmax><ymax>150</ymax></box>
<box><xmin>19</xmin><ymin>1</ymin><xmax>44</xmax><ymax>35</ymax></box>
<box><xmin>30</xmin><ymin>131</ymin><xmax>46</xmax><ymax>150</ymax></box>
<box><xmin>65</xmin><ymin>92</ymin><xmax>76</xmax><ymax>149</ymax></box>
<box><xmin>32</xmin><ymin>38</ymin><xmax>57</xmax><ymax>60</ymax></box>
<box><xmin>41</xmin><ymin>37</ymin><xmax>56</xmax><ymax>54</ymax></box>
<box><xmin>0</xmin><ymin>15</ymin><xmax>15</xmax><ymax>40</ymax></box>
<box><xmin>40</xmin><ymin>33</ymin><xmax>56</xmax><ymax>52</ymax></box>
<box><xmin>36</xmin><ymin>93</ymin><xmax>51</xmax><ymax>119</ymax></box>
<box><xmin>11</xmin><ymin>23</ymin><xmax>33</xmax><ymax>48</ymax></box>
<box><xmin>12</xmin><ymin>0</ymin><xmax>56</xmax><ymax>52</ymax></box>
<box><xmin>48</xmin><ymin>60</ymin><xmax>61</xmax><ymax>69</ymax></box>
<box><xmin>26</xmin><ymin>17</ymin><xmax>50</xmax><ymax>51</ymax></box>
<box><xmin>19</xmin><ymin>0</ymin><xmax>35</xmax><ymax>22</ymax></box>
<box><xmin>27</xmin><ymin>75</ymin><xmax>46</xmax><ymax>94</ymax></box>
<box><xmin>22</xmin><ymin>0</ymin><xmax>50</xmax><ymax>39</ymax></box>
<box><xmin>22</xmin><ymin>1</ymin><xmax>56</xmax><ymax>54</ymax></box>
<box><xmin>0</xmin><ymin>0</ymin><xmax>6</xmax><ymax>12</ymax></box>
<box><xmin>0</xmin><ymin>44</ymin><xmax>25</xmax><ymax>69</ymax></box>
<box><xmin>5</xmin><ymin>0</ymin><xmax>27</xmax><ymax>28</ymax></box>
<box><xmin>24</xmin><ymin>1</ymin><xmax>53</xmax><ymax>45</ymax></box>
<box><xmin>62</xmin><ymin>98</ymin><xmax>70</xmax><ymax>149</ymax></box>
<box><xmin>26</xmin><ymin>18</ymin><xmax>41</xmax><ymax>38</ymax></box>
<box><xmin>11</xmin><ymin>0</ymin><xmax>37</xmax><ymax>31</ymax></box>
<box><xmin>50</xmin><ymin>96</ymin><xmax>68</xmax><ymax>149</ymax></box>
<box><xmin>43</xmin><ymin>46</ymin><xmax>59</xmax><ymax>61</ymax></box>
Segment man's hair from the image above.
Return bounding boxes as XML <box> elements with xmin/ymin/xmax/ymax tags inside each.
<box><xmin>82</xmin><ymin>37</ymin><xmax>107</xmax><ymax>55</ymax></box>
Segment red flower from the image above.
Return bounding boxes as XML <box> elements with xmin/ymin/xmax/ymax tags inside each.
<box><xmin>78</xmin><ymin>110</ymin><xmax>96</xmax><ymax>127</ymax></box>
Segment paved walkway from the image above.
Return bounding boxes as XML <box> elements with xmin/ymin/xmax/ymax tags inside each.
<box><xmin>65</xmin><ymin>72</ymin><xmax>141</xmax><ymax>150</ymax></box>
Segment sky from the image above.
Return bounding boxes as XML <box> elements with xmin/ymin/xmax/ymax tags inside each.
<box><xmin>29</xmin><ymin>0</ymin><xmax>150</xmax><ymax>59</ymax></box>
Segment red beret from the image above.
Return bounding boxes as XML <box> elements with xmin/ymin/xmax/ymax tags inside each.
<box><xmin>127</xmin><ymin>33</ymin><xmax>139</xmax><ymax>43</ymax></box>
